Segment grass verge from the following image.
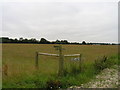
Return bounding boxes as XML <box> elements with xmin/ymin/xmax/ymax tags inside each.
<box><xmin>3</xmin><ymin>54</ymin><xmax>118</xmax><ymax>89</ymax></box>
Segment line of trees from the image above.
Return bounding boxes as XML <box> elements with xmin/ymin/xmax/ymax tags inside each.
<box><xmin>0</xmin><ymin>37</ymin><xmax>70</xmax><ymax>44</ymax></box>
<box><xmin>0</xmin><ymin>37</ymin><xmax>119</xmax><ymax>45</ymax></box>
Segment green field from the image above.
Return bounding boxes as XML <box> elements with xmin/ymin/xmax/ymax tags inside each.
<box><xmin>2</xmin><ymin>44</ymin><xmax>118</xmax><ymax>88</ymax></box>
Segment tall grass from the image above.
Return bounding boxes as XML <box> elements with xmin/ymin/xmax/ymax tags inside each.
<box><xmin>94</xmin><ymin>55</ymin><xmax>118</xmax><ymax>74</ymax></box>
<box><xmin>3</xmin><ymin>55</ymin><xmax>118</xmax><ymax>88</ymax></box>
<box><xmin>46</xmin><ymin>55</ymin><xmax>118</xmax><ymax>89</ymax></box>
<box><xmin>2</xmin><ymin>44</ymin><xmax>118</xmax><ymax>88</ymax></box>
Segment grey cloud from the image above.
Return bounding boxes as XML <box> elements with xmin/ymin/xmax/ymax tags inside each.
<box><xmin>2</xmin><ymin>2</ymin><xmax>118</xmax><ymax>43</ymax></box>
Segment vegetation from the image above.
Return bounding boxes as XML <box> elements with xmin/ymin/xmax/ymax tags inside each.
<box><xmin>2</xmin><ymin>44</ymin><xmax>118</xmax><ymax>88</ymax></box>
<box><xmin>0</xmin><ymin>37</ymin><xmax>119</xmax><ymax>45</ymax></box>
<box><xmin>94</xmin><ymin>55</ymin><xmax>118</xmax><ymax>74</ymax></box>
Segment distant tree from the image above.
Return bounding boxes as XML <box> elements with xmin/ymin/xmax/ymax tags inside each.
<box><xmin>14</xmin><ymin>38</ymin><xmax>18</xmax><ymax>43</ymax></box>
<box><xmin>40</xmin><ymin>38</ymin><xmax>50</xmax><ymax>44</ymax></box>
<box><xmin>30</xmin><ymin>38</ymin><xmax>38</xmax><ymax>43</ymax></box>
<box><xmin>22</xmin><ymin>38</ymin><xmax>29</xmax><ymax>43</ymax></box>
<box><xmin>1</xmin><ymin>37</ymin><xmax>10</xmax><ymax>43</ymax></box>
<box><xmin>71</xmin><ymin>42</ymin><xmax>79</xmax><ymax>45</ymax></box>
<box><xmin>82</xmin><ymin>41</ymin><xmax>86</xmax><ymax>45</ymax></box>
<box><xmin>9</xmin><ymin>38</ymin><xmax>14</xmax><ymax>43</ymax></box>
<box><xmin>61</xmin><ymin>40</ymin><xmax>69</xmax><ymax>44</ymax></box>
<box><xmin>55</xmin><ymin>40</ymin><xmax>61</xmax><ymax>44</ymax></box>
<box><xmin>19</xmin><ymin>37</ymin><xmax>24</xmax><ymax>43</ymax></box>
<box><xmin>51</xmin><ymin>41</ymin><xmax>56</xmax><ymax>44</ymax></box>
<box><xmin>0</xmin><ymin>38</ymin><xmax>2</xmax><ymax>43</ymax></box>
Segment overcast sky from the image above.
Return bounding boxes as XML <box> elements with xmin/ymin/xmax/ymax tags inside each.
<box><xmin>1</xmin><ymin>0</ymin><xmax>118</xmax><ymax>43</ymax></box>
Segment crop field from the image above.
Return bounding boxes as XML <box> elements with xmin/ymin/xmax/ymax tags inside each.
<box><xmin>2</xmin><ymin>44</ymin><xmax>118</xmax><ymax>88</ymax></box>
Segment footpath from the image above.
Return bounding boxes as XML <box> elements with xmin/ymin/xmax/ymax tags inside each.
<box><xmin>69</xmin><ymin>65</ymin><xmax>119</xmax><ymax>89</ymax></box>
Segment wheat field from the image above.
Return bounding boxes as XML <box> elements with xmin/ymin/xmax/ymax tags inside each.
<box><xmin>2</xmin><ymin>44</ymin><xmax>118</xmax><ymax>76</ymax></box>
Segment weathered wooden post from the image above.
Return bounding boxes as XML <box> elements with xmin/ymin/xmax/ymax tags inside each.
<box><xmin>35</xmin><ymin>52</ymin><xmax>39</xmax><ymax>69</ymax></box>
<box><xmin>79</xmin><ymin>54</ymin><xmax>82</xmax><ymax>72</ymax></box>
<box><xmin>54</xmin><ymin>44</ymin><xmax>64</xmax><ymax>76</ymax></box>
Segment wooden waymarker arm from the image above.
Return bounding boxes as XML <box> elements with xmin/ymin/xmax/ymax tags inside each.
<box><xmin>38</xmin><ymin>52</ymin><xmax>80</xmax><ymax>57</ymax></box>
<box><xmin>38</xmin><ymin>52</ymin><xmax>59</xmax><ymax>56</ymax></box>
<box><xmin>64</xmin><ymin>54</ymin><xmax>80</xmax><ymax>57</ymax></box>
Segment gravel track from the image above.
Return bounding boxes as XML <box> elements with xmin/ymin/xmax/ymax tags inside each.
<box><xmin>69</xmin><ymin>65</ymin><xmax>119</xmax><ymax>89</ymax></box>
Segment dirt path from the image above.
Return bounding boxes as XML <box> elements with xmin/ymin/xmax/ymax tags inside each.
<box><xmin>69</xmin><ymin>65</ymin><xmax>119</xmax><ymax>89</ymax></box>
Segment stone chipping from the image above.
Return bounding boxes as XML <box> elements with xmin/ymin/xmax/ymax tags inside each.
<box><xmin>69</xmin><ymin>65</ymin><xmax>119</xmax><ymax>89</ymax></box>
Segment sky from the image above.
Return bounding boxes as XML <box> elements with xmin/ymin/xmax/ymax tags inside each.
<box><xmin>0</xmin><ymin>0</ymin><xmax>118</xmax><ymax>43</ymax></box>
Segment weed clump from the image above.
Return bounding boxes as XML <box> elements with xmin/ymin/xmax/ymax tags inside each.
<box><xmin>94</xmin><ymin>56</ymin><xmax>107</xmax><ymax>73</ymax></box>
<box><xmin>94</xmin><ymin>55</ymin><xmax>117</xmax><ymax>74</ymax></box>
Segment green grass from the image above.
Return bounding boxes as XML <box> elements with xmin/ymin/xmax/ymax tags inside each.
<box><xmin>2</xmin><ymin>64</ymin><xmax>95</xmax><ymax>88</ymax></box>
<box><xmin>2</xmin><ymin>44</ymin><xmax>118</xmax><ymax>88</ymax></box>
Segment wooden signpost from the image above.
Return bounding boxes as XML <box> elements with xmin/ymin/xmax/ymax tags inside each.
<box><xmin>35</xmin><ymin>44</ymin><xmax>82</xmax><ymax>76</ymax></box>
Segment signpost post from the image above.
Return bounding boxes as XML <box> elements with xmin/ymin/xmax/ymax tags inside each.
<box><xmin>54</xmin><ymin>44</ymin><xmax>64</xmax><ymax>76</ymax></box>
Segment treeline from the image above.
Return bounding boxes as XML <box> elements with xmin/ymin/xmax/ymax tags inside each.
<box><xmin>0</xmin><ymin>37</ymin><xmax>118</xmax><ymax>45</ymax></box>
<box><xmin>0</xmin><ymin>37</ymin><xmax>70</xmax><ymax>44</ymax></box>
